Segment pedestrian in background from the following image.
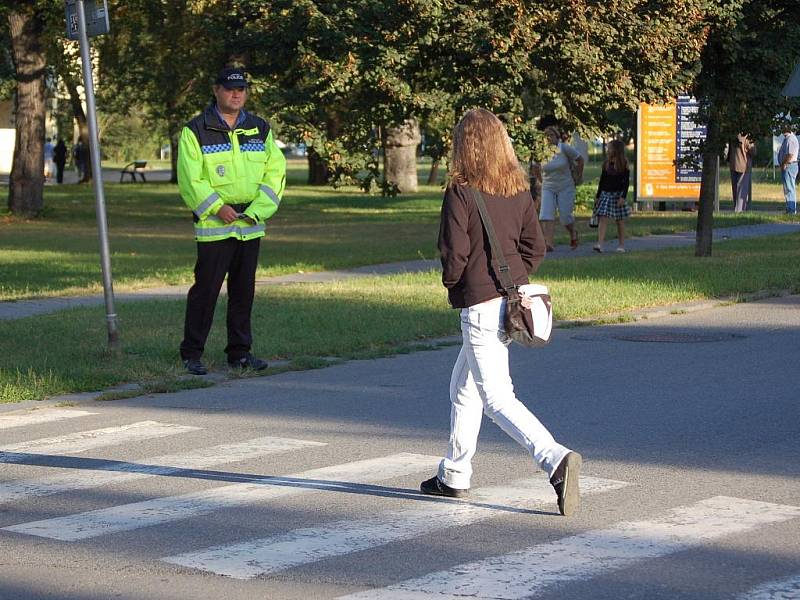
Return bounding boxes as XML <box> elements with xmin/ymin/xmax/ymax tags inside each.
<box><xmin>421</xmin><ymin>108</ymin><xmax>582</xmax><ymax>517</ymax></box>
<box><xmin>43</xmin><ymin>137</ymin><xmax>55</xmax><ymax>180</ymax></box>
<box><xmin>728</xmin><ymin>134</ymin><xmax>756</xmax><ymax>212</ymax></box>
<box><xmin>592</xmin><ymin>139</ymin><xmax>631</xmax><ymax>253</ymax></box>
<box><xmin>777</xmin><ymin>122</ymin><xmax>798</xmax><ymax>215</ymax></box>
<box><xmin>72</xmin><ymin>140</ymin><xmax>85</xmax><ymax>181</ymax></box>
<box><xmin>177</xmin><ymin>66</ymin><xmax>286</xmax><ymax>375</ymax></box>
<box><xmin>538</xmin><ymin>125</ymin><xmax>583</xmax><ymax>252</ymax></box>
<box><xmin>53</xmin><ymin>139</ymin><xmax>67</xmax><ymax>184</ymax></box>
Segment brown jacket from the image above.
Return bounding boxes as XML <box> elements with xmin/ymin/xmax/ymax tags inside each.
<box><xmin>438</xmin><ymin>184</ymin><xmax>546</xmax><ymax>308</ymax></box>
<box><xmin>728</xmin><ymin>134</ymin><xmax>755</xmax><ymax>173</ymax></box>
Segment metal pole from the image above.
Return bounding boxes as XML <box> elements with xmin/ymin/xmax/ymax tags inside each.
<box><xmin>76</xmin><ymin>0</ymin><xmax>119</xmax><ymax>350</ymax></box>
<box><xmin>713</xmin><ymin>155</ymin><xmax>720</xmax><ymax>212</ymax></box>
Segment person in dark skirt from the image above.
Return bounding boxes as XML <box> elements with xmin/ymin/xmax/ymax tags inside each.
<box><xmin>592</xmin><ymin>139</ymin><xmax>631</xmax><ymax>253</ymax></box>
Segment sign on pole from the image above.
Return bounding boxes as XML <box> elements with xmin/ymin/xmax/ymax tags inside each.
<box><xmin>65</xmin><ymin>0</ymin><xmax>109</xmax><ymax>40</ymax></box>
<box><xmin>636</xmin><ymin>95</ymin><xmax>706</xmax><ymax>204</ymax></box>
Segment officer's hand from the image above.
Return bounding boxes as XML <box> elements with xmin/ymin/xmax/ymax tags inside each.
<box><xmin>217</xmin><ymin>205</ymin><xmax>238</xmax><ymax>224</ymax></box>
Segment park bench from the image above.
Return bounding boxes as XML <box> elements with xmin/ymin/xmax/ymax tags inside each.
<box><xmin>120</xmin><ymin>160</ymin><xmax>147</xmax><ymax>183</ymax></box>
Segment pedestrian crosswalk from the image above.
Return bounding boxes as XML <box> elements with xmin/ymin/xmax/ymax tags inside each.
<box><xmin>0</xmin><ymin>408</ymin><xmax>96</xmax><ymax>430</ymax></box>
<box><xmin>0</xmin><ymin>435</ymin><xmax>326</xmax><ymax>503</ymax></box>
<box><xmin>162</xmin><ymin>475</ymin><xmax>629</xmax><ymax>578</ymax></box>
<box><xmin>736</xmin><ymin>574</ymin><xmax>800</xmax><ymax>599</ymax></box>
<box><xmin>1</xmin><ymin>406</ymin><xmax>798</xmax><ymax>599</ymax></box>
<box><xmin>2</xmin><ymin>420</ymin><xmax>198</xmax><ymax>458</ymax></box>
<box><xmin>336</xmin><ymin>496</ymin><xmax>800</xmax><ymax>600</ymax></box>
<box><xmin>4</xmin><ymin>452</ymin><xmax>439</xmax><ymax>541</ymax></box>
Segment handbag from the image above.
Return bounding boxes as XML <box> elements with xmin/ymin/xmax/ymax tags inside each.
<box><xmin>588</xmin><ymin>213</ymin><xmax>599</xmax><ymax>228</ymax></box>
<box><xmin>564</xmin><ymin>144</ymin><xmax>583</xmax><ymax>186</ymax></box>
<box><xmin>467</xmin><ymin>188</ymin><xmax>553</xmax><ymax>347</ymax></box>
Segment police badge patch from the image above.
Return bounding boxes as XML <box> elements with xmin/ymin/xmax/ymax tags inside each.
<box><xmin>216</xmin><ymin>165</ymin><xmax>225</xmax><ymax>177</ymax></box>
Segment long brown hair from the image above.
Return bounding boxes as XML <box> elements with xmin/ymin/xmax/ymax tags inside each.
<box><xmin>449</xmin><ymin>108</ymin><xmax>529</xmax><ymax>196</ymax></box>
<box><xmin>604</xmin><ymin>139</ymin><xmax>628</xmax><ymax>173</ymax></box>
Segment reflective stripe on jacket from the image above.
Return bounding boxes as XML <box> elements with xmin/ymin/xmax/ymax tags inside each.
<box><xmin>177</xmin><ymin>104</ymin><xmax>286</xmax><ymax>242</ymax></box>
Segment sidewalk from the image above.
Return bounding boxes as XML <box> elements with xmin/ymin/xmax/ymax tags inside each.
<box><xmin>1</xmin><ymin>222</ymin><xmax>799</xmax><ymax>321</ymax></box>
<box><xmin>0</xmin><ymin>166</ymin><xmax>174</xmax><ymax>187</ymax></box>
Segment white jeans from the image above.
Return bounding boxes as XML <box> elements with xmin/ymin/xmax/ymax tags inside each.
<box><xmin>438</xmin><ymin>298</ymin><xmax>570</xmax><ymax>490</ymax></box>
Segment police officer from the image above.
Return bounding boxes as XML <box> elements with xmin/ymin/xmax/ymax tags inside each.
<box><xmin>178</xmin><ymin>66</ymin><xmax>286</xmax><ymax>375</ymax></box>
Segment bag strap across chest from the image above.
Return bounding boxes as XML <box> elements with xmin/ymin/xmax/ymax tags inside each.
<box><xmin>466</xmin><ymin>187</ymin><xmax>520</xmax><ymax>299</ymax></box>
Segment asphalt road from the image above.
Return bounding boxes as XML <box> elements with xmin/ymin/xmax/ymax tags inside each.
<box><xmin>0</xmin><ymin>295</ymin><xmax>798</xmax><ymax>599</ymax></box>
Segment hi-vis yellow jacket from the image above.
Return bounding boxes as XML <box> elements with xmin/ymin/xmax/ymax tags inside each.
<box><xmin>177</xmin><ymin>105</ymin><xmax>286</xmax><ymax>242</ymax></box>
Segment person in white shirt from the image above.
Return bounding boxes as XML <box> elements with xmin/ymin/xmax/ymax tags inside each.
<box><xmin>537</xmin><ymin>125</ymin><xmax>583</xmax><ymax>251</ymax></box>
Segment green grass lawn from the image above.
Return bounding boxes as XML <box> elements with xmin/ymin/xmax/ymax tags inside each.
<box><xmin>2</xmin><ymin>233</ymin><xmax>799</xmax><ymax>404</ymax></box>
<box><xmin>1</xmin><ymin>160</ymin><xmax>798</xmax><ymax>403</ymax></box>
<box><xmin>0</xmin><ymin>159</ymin><xmax>794</xmax><ymax>301</ymax></box>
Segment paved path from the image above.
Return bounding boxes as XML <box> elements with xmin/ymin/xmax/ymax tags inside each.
<box><xmin>1</xmin><ymin>222</ymin><xmax>799</xmax><ymax>321</ymax></box>
<box><xmin>0</xmin><ymin>166</ymin><xmax>175</xmax><ymax>186</ymax></box>
<box><xmin>0</xmin><ymin>295</ymin><xmax>798</xmax><ymax>599</ymax></box>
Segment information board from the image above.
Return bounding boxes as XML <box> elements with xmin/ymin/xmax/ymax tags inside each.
<box><xmin>65</xmin><ymin>0</ymin><xmax>109</xmax><ymax>40</ymax></box>
<box><xmin>637</xmin><ymin>96</ymin><xmax>705</xmax><ymax>201</ymax></box>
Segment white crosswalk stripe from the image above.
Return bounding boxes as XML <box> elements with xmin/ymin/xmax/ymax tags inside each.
<box><xmin>0</xmin><ymin>436</ymin><xmax>326</xmax><ymax>503</ymax></box>
<box><xmin>337</xmin><ymin>496</ymin><xmax>800</xmax><ymax>600</ymax></box>
<box><xmin>737</xmin><ymin>574</ymin><xmax>800</xmax><ymax>599</ymax></box>
<box><xmin>1</xmin><ymin>421</ymin><xmax>200</xmax><ymax>459</ymax></box>
<box><xmin>162</xmin><ymin>475</ymin><xmax>628</xmax><ymax>579</ymax></box>
<box><xmin>0</xmin><ymin>408</ymin><xmax>96</xmax><ymax>430</ymax></box>
<box><xmin>2</xmin><ymin>452</ymin><xmax>439</xmax><ymax>541</ymax></box>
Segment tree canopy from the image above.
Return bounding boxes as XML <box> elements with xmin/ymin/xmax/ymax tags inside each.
<box><xmin>235</xmin><ymin>0</ymin><xmax>712</xmax><ymax>188</ymax></box>
<box><xmin>691</xmin><ymin>0</ymin><xmax>800</xmax><ymax>255</ymax></box>
<box><xmin>4</xmin><ymin>0</ymin><xmax>799</xmax><ymax>213</ymax></box>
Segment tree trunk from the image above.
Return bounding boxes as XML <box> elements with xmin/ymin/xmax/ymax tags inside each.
<box><xmin>383</xmin><ymin>118</ymin><xmax>421</xmax><ymax>193</ymax></box>
<box><xmin>426</xmin><ymin>159</ymin><xmax>440</xmax><ymax>185</ymax></box>
<box><xmin>695</xmin><ymin>117</ymin><xmax>720</xmax><ymax>257</ymax></box>
<box><xmin>63</xmin><ymin>72</ymin><xmax>92</xmax><ymax>183</ymax></box>
<box><xmin>307</xmin><ymin>148</ymin><xmax>329</xmax><ymax>185</ymax></box>
<box><xmin>7</xmin><ymin>7</ymin><xmax>47</xmax><ymax>217</ymax></box>
<box><xmin>306</xmin><ymin>113</ymin><xmax>341</xmax><ymax>185</ymax></box>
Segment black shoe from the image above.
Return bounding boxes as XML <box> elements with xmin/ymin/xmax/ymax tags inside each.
<box><xmin>550</xmin><ymin>451</ymin><xmax>582</xmax><ymax>516</ymax></box>
<box><xmin>182</xmin><ymin>358</ymin><xmax>207</xmax><ymax>376</ymax></box>
<box><xmin>227</xmin><ymin>352</ymin><xmax>268</xmax><ymax>371</ymax></box>
<box><xmin>419</xmin><ymin>476</ymin><xmax>469</xmax><ymax>498</ymax></box>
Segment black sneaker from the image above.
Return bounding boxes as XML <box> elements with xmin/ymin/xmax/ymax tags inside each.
<box><xmin>227</xmin><ymin>352</ymin><xmax>268</xmax><ymax>371</ymax></box>
<box><xmin>550</xmin><ymin>451</ymin><xmax>582</xmax><ymax>516</ymax></box>
<box><xmin>419</xmin><ymin>476</ymin><xmax>469</xmax><ymax>498</ymax></box>
<box><xmin>182</xmin><ymin>358</ymin><xmax>208</xmax><ymax>376</ymax></box>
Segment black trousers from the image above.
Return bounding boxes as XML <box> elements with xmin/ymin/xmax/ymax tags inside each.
<box><xmin>180</xmin><ymin>237</ymin><xmax>260</xmax><ymax>361</ymax></box>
